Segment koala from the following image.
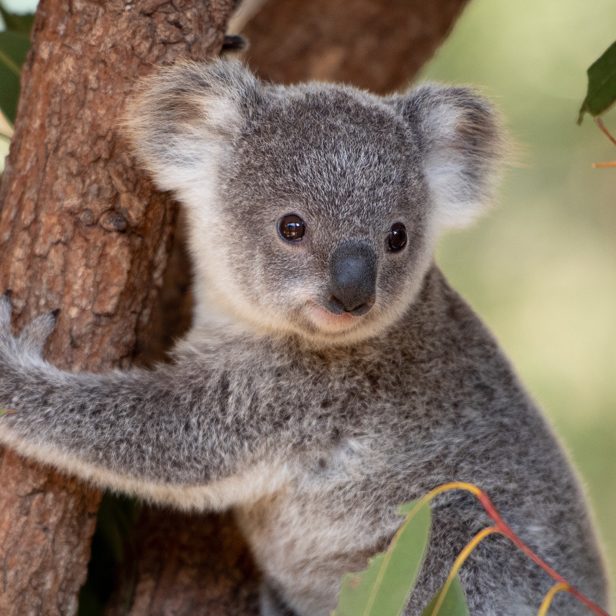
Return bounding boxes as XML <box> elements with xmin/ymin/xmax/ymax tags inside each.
<box><xmin>0</xmin><ymin>60</ymin><xmax>609</xmax><ymax>615</ymax></box>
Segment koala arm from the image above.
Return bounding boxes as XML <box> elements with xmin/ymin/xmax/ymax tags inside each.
<box><xmin>0</xmin><ymin>295</ymin><xmax>296</xmax><ymax>510</ymax></box>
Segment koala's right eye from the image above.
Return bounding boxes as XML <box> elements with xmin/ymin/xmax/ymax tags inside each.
<box><xmin>278</xmin><ymin>214</ymin><xmax>306</xmax><ymax>242</ymax></box>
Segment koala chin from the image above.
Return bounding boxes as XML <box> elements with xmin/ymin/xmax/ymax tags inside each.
<box><xmin>0</xmin><ymin>60</ymin><xmax>608</xmax><ymax>615</ymax></box>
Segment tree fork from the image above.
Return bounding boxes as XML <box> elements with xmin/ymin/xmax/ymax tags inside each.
<box><xmin>0</xmin><ymin>1</ymin><xmax>236</xmax><ymax>614</ymax></box>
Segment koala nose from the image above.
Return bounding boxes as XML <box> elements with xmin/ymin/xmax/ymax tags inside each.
<box><xmin>328</xmin><ymin>241</ymin><xmax>377</xmax><ymax>315</ymax></box>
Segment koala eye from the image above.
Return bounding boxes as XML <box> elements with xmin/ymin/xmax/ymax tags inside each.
<box><xmin>278</xmin><ymin>214</ymin><xmax>306</xmax><ymax>242</ymax></box>
<box><xmin>387</xmin><ymin>222</ymin><xmax>407</xmax><ymax>252</ymax></box>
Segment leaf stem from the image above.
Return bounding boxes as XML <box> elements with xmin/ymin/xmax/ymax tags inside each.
<box><xmin>0</xmin><ymin>47</ymin><xmax>21</xmax><ymax>77</ymax></box>
<box><xmin>423</xmin><ymin>482</ymin><xmax>609</xmax><ymax>616</ymax></box>
<box><xmin>537</xmin><ymin>582</ymin><xmax>571</xmax><ymax>616</ymax></box>
<box><xmin>429</xmin><ymin>525</ymin><xmax>500</xmax><ymax>616</ymax></box>
<box><xmin>592</xmin><ymin>161</ymin><xmax>616</xmax><ymax>168</ymax></box>
<box><xmin>595</xmin><ymin>117</ymin><xmax>616</xmax><ymax>147</ymax></box>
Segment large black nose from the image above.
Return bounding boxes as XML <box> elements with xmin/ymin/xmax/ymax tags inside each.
<box><xmin>328</xmin><ymin>241</ymin><xmax>377</xmax><ymax>315</ymax></box>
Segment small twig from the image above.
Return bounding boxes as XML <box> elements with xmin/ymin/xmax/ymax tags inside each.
<box><xmin>592</xmin><ymin>161</ymin><xmax>616</xmax><ymax>168</ymax></box>
<box><xmin>429</xmin><ymin>525</ymin><xmax>500</xmax><ymax>616</ymax></box>
<box><xmin>418</xmin><ymin>482</ymin><xmax>609</xmax><ymax>616</ymax></box>
<box><xmin>594</xmin><ymin>117</ymin><xmax>616</xmax><ymax>147</ymax></box>
<box><xmin>537</xmin><ymin>582</ymin><xmax>571</xmax><ymax>616</ymax></box>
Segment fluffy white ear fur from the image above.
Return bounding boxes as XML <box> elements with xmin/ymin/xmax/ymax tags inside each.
<box><xmin>396</xmin><ymin>83</ymin><xmax>506</xmax><ymax>231</ymax></box>
<box><xmin>124</xmin><ymin>60</ymin><xmax>263</xmax><ymax>329</ymax></box>
<box><xmin>124</xmin><ymin>60</ymin><xmax>258</xmax><ymax>196</ymax></box>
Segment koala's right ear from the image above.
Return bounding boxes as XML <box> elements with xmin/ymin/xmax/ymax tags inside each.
<box><xmin>124</xmin><ymin>59</ymin><xmax>260</xmax><ymax>193</ymax></box>
<box><xmin>391</xmin><ymin>84</ymin><xmax>506</xmax><ymax>230</ymax></box>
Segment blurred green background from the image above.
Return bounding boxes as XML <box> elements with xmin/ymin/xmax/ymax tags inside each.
<box><xmin>1</xmin><ymin>0</ymin><xmax>615</xmax><ymax>605</ymax></box>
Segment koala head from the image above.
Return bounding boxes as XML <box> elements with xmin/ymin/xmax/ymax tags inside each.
<box><xmin>126</xmin><ymin>60</ymin><xmax>504</xmax><ymax>346</ymax></box>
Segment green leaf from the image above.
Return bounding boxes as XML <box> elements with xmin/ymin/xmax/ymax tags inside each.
<box><xmin>578</xmin><ymin>40</ymin><xmax>616</xmax><ymax>124</ymax></box>
<box><xmin>333</xmin><ymin>499</ymin><xmax>431</xmax><ymax>616</ymax></box>
<box><xmin>421</xmin><ymin>576</ymin><xmax>470</xmax><ymax>616</ymax></box>
<box><xmin>0</xmin><ymin>30</ymin><xmax>30</xmax><ymax>123</ymax></box>
<box><xmin>0</xmin><ymin>6</ymin><xmax>34</xmax><ymax>34</ymax></box>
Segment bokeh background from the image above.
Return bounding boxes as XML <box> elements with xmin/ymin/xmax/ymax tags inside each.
<box><xmin>2</xmin><ymin>0</ymin><xmax>615</xmax><ymax>603</ymax></box>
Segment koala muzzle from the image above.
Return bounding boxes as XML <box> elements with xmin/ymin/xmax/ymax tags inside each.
<box><xmin>328</xmin><ymin>241</ymin><xmax>377</xmax><ymax>315</ymax></box>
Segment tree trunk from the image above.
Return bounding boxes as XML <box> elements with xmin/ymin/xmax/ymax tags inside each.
<box><xmin>106</xmin><ymin>511</ymin><xmax>259</xmax><ymax>616</ymax></box>
<box><xmin>242</xmin><ymin>0</ymin><xmax>469</xmax><ymax>93</ymax></box>
<box><xmin>0</xmin><ymin>1</ymin><xmax>236</xmax><ymax>614</ymax></box>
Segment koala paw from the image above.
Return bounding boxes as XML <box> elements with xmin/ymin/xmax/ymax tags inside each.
<box><xmin>0</xmin><ymin>291</ymin><xmax>59</xmax><ymax>362</ymax></box>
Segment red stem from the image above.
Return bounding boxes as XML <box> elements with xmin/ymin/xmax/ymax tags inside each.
<box><xmin>595</xmin><ymin>117</ymin><xmax>616</xmax><ymax>147</ymax></box>
<box><xmin>475</xmin><ymin>490</ymin><xmax>608</xmax><ymax>616</ymax></box>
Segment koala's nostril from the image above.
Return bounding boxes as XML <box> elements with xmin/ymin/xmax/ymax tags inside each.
<box><xmin>327</xmin><ymin>295</ymin><xmax>374</xmax><ymax>316</ymax></box>
<box><xmin>329</xmin><ymin>241</ymin><xmax>377</xmax><ymax>315</ymax></box>
<box><xmin>327</xmin><ymin>296</ymin><xmax>346</xmax><ymax>315</ymax></box>
<box><xmin>350</xmin><ymin>301</ymin><xmax>373</xmax><ymax>316</ymax></box>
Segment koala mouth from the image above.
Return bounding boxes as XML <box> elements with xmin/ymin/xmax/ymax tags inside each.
<box><xmin>304</xmin><ymin>301</ymin><xmax>366</xmax><ymax>333</ymax></box>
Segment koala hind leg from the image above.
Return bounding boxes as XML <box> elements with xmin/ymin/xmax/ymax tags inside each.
<box><xmin>260</xmin><ymin>582</ymin><xmax>298</xmax><ymax>616</ymax></box>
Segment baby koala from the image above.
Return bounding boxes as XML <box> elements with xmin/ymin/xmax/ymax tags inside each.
<box><xmin>0</xmin><ymin>60</ymin><xmax>608</xmax><ymax>615</ymax></box>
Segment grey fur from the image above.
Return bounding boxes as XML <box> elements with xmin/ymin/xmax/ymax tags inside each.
<box><xmin>0</xmin><ymin>60</ymin><xmax>608</xmax><ymax>615</ymax></box>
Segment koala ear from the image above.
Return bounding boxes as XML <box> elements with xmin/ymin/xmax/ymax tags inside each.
<box><xmin>124</xmin><ymin>59</ymin><xmax>260</xmax><ymax>194</ymax></box>
<box><xmin>393</xmin><ymin>84</ymin><xmax>506</xmax><ymax>230</ymax></box>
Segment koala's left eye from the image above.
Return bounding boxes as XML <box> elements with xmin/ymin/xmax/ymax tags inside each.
<box><xmin>387</xmin><ymin>222</ymin><xmax>407</xmax><ymax>252</ymax></box>
<box><xmin>278</xmin><ymin>214</ymin><xmax>306</xmax><ymax>242</ymax></box>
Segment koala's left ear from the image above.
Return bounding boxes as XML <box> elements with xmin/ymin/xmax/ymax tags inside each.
<box><xmin>392</xmin><ymin>84</ymin><xmax>506</xmax><ymax>230</ymax></box>
<box><xmin>124</xmin><ymin>59</ymin><xmax>261</xmax><ymax>194</ymax></box>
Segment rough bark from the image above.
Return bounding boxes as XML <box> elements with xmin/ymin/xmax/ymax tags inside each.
<box><xmin>0</xmin><ymin>1</ymin><xmax>236</xmax><ymax>614</ymax></box>
<box><xmin>107</xmin><ymin>511</ymin><xmax>259</xmax><ymax>615</ymax></box>
<box><xmin>242</xmin><ymin>0</ymin><xmax>469</xmax><ymax>93</ymax></box>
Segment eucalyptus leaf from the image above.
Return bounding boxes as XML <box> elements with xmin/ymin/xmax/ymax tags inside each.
<box><xmin>333</xmin><ymin>500</ymin><xmax>431</xmax><ymax>616</ymax></box>
<box><xmin>578</xmin><ymin>40</ymin><xmax>616</xmax><ymax>124</ymax></box>
<box><xmin>0</xmin><ymin>6</ymin><xmax>35</xmax><ymax>34</ymax></box>
<box><xmin>0</xmin><ymin>30</ymin><xmax>30</xmax><ymax>123</ymax></box>
<box><xmin>421</xmin><ymin>576</ymin><xmax>470</xmax><ymax>616</ymax></box>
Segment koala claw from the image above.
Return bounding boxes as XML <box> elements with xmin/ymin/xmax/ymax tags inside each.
<box><xmin>0</xmin><ymin>293</ymin><xmax>58</xmax><ymax>359</ymax></box>
<box><xmin>0</xmin><ymin>291</ymin><xmax>13</xmax><ymax>328</ymax></box>
<box><xmin>17</xmin><ymin>311</ymin><xmax>59</xmax><ymax>356</ymax></box>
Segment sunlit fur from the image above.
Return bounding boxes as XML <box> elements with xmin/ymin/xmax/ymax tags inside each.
<box><xmin>0</xmin><ymin>61</ymin><xmax>608</xmax><ymax>615</ymax></box>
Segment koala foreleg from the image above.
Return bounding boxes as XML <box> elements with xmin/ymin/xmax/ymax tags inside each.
<box><xmin>0</xmin><ymin>293</ymin><xmax>291</xmax><ymax>510</ymax></box>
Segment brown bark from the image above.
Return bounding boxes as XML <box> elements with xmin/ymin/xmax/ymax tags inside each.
<box><xmin>107</xmin><ymin>512</ymin><xmax>259</xmax><ymax>616</ymax></box>
<box><xmin>0</xmin><ymin>1</ymin><xmax>236</xmax><ymax>614</ymax></box>
<box><xmin>242</xmin><ymin>0</ymin><xmax>469</xmax><ymax>93</ymax></box>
